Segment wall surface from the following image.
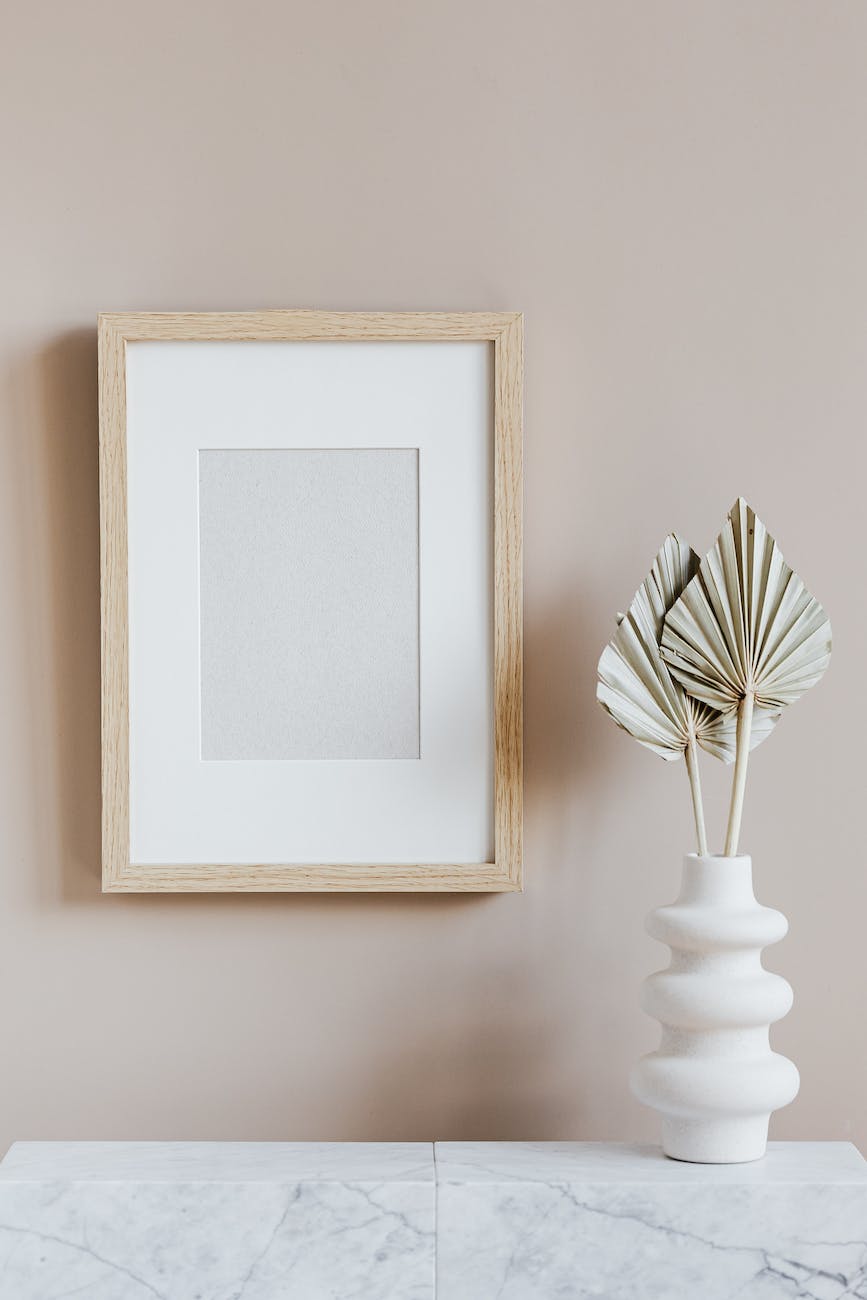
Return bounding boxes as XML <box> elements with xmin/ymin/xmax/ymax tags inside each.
<box><xmin>1</xmin><ymin>0</ymin><xmax>865</xmax><ymax>1153</ymax></box>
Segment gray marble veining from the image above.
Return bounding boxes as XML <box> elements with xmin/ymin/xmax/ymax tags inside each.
<box><xmin>436</xmin><ymin>1142</ymin><xmax>867</xmax><ymax>1300</ymax></box>
<box><xmin>0</xmin><ymin>1141</ymin><xmax>864</xmax><ymax>1299</ymax></box>
<box><xmin>0</xmin><ymin>1143</ymin><xmax>435</xmax><ymax>1300</ymax></box>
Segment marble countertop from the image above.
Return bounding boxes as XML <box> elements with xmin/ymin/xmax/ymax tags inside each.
<box><xmin>435</xmin><ymin>1139</ymin><xmax>867</xmax><ymax>1184</ymax></box>
<box><xmin>4</xmin><ymin>1139</ymin><xmax>863</xmax><ymax>1184</ymax></box>
<box><xmin>0</xmin><ymin>1139</ymin><xmax>434</xmax><ymax>1183</ymax></box>
<box><xmin>0</xmin><ymin>1142</ymin><xmax>863</xmax><ymax>1299</ymax></box>
<box><xmin>436</xmin><ymin>1142</ymin><xmax>867</xmax><ymax>1300</ymax></box>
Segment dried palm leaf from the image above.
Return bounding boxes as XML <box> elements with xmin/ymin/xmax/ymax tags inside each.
<box><xmin>661</xmin><ymin>498</ymin><xmax>831</xmax><ymax>854</ymax></box>
<box><xmin>597</xmin><ymin>534</ymin><xmax>779</xmax><ymax>855</ymax></box>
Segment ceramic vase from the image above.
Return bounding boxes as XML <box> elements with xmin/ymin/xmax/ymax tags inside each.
<box><xmin>631</xmin><ymin>853</ymin><xmax>799</xmax><ymax>1163</ymax></box>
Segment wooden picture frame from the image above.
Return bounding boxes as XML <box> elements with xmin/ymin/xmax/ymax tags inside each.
<box><xmin>99</xmin><ymin>311</ymin><xmax>523</xmax><ymax>892</ymax></box>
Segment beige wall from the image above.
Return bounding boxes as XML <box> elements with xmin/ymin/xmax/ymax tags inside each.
<box><xmin>1</xmin><ymin>0</ymin><xmax>865</xmax><ymax>1153</ymax></box>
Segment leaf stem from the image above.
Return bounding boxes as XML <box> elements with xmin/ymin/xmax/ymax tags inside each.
<box><xmin>724</xmin><ymin>690</ymin><xmax>755</xmax><ymax>857</ymax></box>
<box><xmin>684</xmin><ymin>734</ymin><xmax>708</xmax><ymax>857</ymax></box>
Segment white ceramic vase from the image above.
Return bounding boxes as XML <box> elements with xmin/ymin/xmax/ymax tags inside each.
<box><xmin>631</xmin><ymin>854</ymin><xmax>799</xmax><ymax>1164</ymax></box>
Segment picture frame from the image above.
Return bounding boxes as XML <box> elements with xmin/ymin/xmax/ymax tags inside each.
<box><xmin>98</xmin><ymin>311</ymin><xmax>523</xmax><ymax>892</ymax></box>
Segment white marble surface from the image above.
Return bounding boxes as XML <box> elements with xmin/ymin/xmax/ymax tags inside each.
<box><xmin>0</xmin><ymin>1142</ymin><xmax>435</xmax><ymax>1300</ymax></box>
<box><xmin>436</xmin><ymin>1142</ymin><xmax>867</xmax><ymax>1300</ymax></box>
<box><xmin>0</xmin><ymin>1140</ymin><xmax>433</xmax><ymax>1184</ymax></box>
<box><xmin>0</xmin><ymin>1141</ymin><xmax>864</xmax><ymax>1299</ymax></box>
<box><xmin>435</xmin><ymin>1139</ymin><xmax>867</xmax><ymax>1185</ymax></box>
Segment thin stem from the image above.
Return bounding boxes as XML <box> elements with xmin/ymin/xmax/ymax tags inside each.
<box><xmin>684</xmin><ymin>734</ymin><xmax>708</xmax><ymax>857</ymax></box>
<box><xmin>724</xmin><ymin>690</ymin><xmax>755</xmax><ymax>857</ymax></box>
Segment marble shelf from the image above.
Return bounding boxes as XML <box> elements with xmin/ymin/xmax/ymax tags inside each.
<box><xmin>436</xmin><ymin>1142</ymin><xmax>867</xmax><ymax>1300</ymax></box>
<box><xmin>0</xmin><ymin>1142</ymin><xmax>435</xmax><ymax>1300</ymax></box>
<box><xmin>0</xmin><ymin>1141</ymin><xmax>863</xmax><ymax>1298</ymax></box>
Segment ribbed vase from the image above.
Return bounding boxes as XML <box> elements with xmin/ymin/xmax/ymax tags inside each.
<box><xmin>631</xmin><ymin>854</ymin><xmax>799</xmax><ymax>1163</ymax></box>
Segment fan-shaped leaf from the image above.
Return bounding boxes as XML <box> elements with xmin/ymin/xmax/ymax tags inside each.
<box><xmin>597</xmin><ymin>535</ymin><xmax>699</xmax><ymax>761</ymax></box>
<box><xmin>660</xmin><ymin>499</ymin><xmax>832</xmax><ymax>713</ymax></box>
<box><xmin>597</xmin><ymin>534</ymin><xmax>779</xmax><ymax>764</ymax></box>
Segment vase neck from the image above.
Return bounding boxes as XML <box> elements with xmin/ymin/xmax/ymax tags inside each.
<box><xmin>678</xmin><ymin>854</ymin><xmax>755</xmax><ymax>906</ymax></box>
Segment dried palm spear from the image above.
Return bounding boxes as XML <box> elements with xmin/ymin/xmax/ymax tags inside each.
<box><xmin>597</xmin><ymin>533</ymin><xmax>778</xmax><ymax>855</ymax></box>
<box><xmin>661</xmin><ymin>499</ymin><xmax>831</xmax><ymax>855</ymax></box>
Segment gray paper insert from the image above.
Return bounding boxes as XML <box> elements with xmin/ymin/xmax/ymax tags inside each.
<box><xmin>198</xmin><ymin>448</ymin><xmax>420</xmax><ymax>760</ymax></box>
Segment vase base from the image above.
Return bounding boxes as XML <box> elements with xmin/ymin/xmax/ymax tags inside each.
<box><xmin>661</xmin><ymin>1116</ymin><xmax>769</xmax><ymax>1164</ymax></box>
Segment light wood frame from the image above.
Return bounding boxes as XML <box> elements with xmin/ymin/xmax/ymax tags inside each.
<box><xmin>98</xmin><ymin>311</ymin><xmax>523</xmax><ymax>892</ymax></box>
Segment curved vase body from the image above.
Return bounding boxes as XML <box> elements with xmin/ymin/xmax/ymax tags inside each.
<box><xmin>631</xmin><ymin>854</ymin><xmax>799</xmax><ymax>1164</ymax></box>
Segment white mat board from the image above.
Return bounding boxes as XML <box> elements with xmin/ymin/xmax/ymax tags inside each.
<box><xmin>126</xmin><ymin>340</ymin><xmax>493</xmax><ymax>865</ymax></box>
